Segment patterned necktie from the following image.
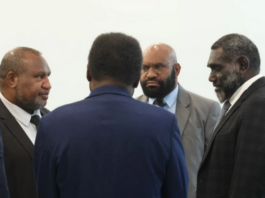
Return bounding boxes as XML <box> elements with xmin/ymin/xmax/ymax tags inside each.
<box><xmin>30</xmin><ymin>115</ymin><xmax>40</xmax><ymax>128</ymax></box>
<box><xmin>207</xmin><ymin>100</ymin><xmax>231</xmax><ymax>146</ymax></box>
<box><xmin>214</xmin><ymin>100</ymin><xmax>231</xmax><ymax>130</ymax></box>
<box><xmin>153</xmin><ymin>99</ymin><xmax>167</xmax><ymax>107</ymax></box>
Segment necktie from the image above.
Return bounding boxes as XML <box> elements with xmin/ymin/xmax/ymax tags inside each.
<box><xmin>207</xmin><ymin>100</ymin><xmax>231</xmax><ymax>146</ymax></box>
<box><xmin>213</xmin><ymin>100</ymin><xmax>231</xmax><ymax>130</ymax></box>
<box><xmin>30</xmin><ymin>115</ymin><xmax>40</xmax><ymax>128</ymax></box>
<box><xmin>153</xmin><ymin>99</ymin><xmax>167</xmax><ymax>107</ymax></box>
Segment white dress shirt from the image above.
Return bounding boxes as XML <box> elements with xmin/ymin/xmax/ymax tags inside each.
<box><xmin>0</xmin><ymin>92</ymin><xmax>41</xmax><ymax>144</ymax></box>
<box><xmin>148</xmin><ymin>85</ymin><xmax>179</xmax><ymax>114</ymax></box>
<box><xmin>226</xmin><ymin>73</ymin><xmax>263</xmax><ymax>113</ymax></box>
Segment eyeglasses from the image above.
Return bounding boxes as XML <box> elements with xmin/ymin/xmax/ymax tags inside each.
<box><xmin>141</xmin><ymin>63</ymin><xmax>171</xmax><ymax>74</ymax></box>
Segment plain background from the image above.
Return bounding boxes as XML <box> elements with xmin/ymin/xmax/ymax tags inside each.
<box><xmin>0</xmin><ymin>0</ymin><xmax>264</xmax><ymax>110</ymax></box>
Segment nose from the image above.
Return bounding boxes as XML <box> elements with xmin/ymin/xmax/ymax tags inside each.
<box><xmin>146</xmin><ymin>67</ymin><xmax>157</xmax><ymax>79</ymax></box>
<box><xmin>42</xmin><ymin>77</ymin><xmax>52</xmax><ymax>90</ymax></box>
<box><xmin>208</xmin><ymin>70</ymin><xmax>216</xmax><ymax>82</ymax></box>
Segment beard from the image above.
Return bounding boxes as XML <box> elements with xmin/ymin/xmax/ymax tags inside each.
<box><xmin>215</xmin><ymin>70</ymin><xmax>244</xmax><ymax>103</ymax></box>
<box><xmin>141</xmin><ymin>68</ymin><xmax>176</xmax><ymax>99</ymax></box>
<box><xmin>14</xmin><ymin>85</ymin><xmax>46</xmax><ymax>113</ymax></box>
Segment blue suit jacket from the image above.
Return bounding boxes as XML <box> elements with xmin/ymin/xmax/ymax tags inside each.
<box><xmin>33</xmin><ymin>85</ymin><xmax>188</xmax><ymax>198</ymax></box>
<box><xmin>0</xmin><ymin>128</ymin><xmax>9</xmax><ymax>198</ymax></box>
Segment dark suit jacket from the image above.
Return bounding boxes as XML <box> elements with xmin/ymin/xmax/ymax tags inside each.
<box><xmin>33</xmin><ymin>85</ymin><xmax>189</xmax><ymax>198</ymax></box>
<box><xmin>137</xmin><ymin>84</ymin><xmax>220</xmax><ymax>198</ymax></box>
<box><xmin>0</xmin><ymin>128</ymin><xmax>9</xmax><ymax>198</ymax></box>
<box><xmin>0</xmin><ymin>100</ymin><xmax>49</xmax><ymax>198</ymax></box>
<box><xmin>197</xmin><ymin>77</ymin><xmax>265</xmax><ymax>198</ymax></box>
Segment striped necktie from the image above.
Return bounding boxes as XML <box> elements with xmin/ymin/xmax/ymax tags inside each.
<box><xmin>214</xmin><ymin>100</ymin><xmax>231</xmax><ymax>130</ymax></box>
<box><xmin>207</xmin><ymin>100</ymin><xmax>231</xmax><ymax>146</ymax></box>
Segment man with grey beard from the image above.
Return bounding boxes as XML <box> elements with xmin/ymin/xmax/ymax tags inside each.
<box><xmin>0</xmin><ymin>47</ymin><xmax>51</xmax><ymax>198</ymax></box>
<box><xmin>197</xmin><ymin>34</ymin><xmax>265</xmax><ymax>198</ymax></box>
<box><xmin>137</xmin><ymin>43</ymin><xmax>220</xmax><ymax>198</ymax></box>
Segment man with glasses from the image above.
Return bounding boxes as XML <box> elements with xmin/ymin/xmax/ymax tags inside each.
<box><xmin>137</xmin><ymin>43</ymin><xmax>220</xmax><ymax>198</ymax></box>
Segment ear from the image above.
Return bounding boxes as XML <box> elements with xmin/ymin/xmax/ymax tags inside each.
<box><xmin>236</xmin><ymin>56</ymin><xmax>249</xmax><ymax>74</ymax></box>
<box><xmin>86</xmin><ymin>63</ymin><xmax>92</xmax><ymax>82</ymax></box>
<box><xmin>6</xmin><ymin>71</ymin><xmax>19</xmax><ymax>88</ymax></box>
<box><xmin>174</xmin><ymin>63</ymin><xmax>181</xmax><ymax>77</ymax></box>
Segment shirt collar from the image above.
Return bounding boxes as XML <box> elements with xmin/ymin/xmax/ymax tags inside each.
<box><xmin>229</xmin><ymin>73</ymin><xmax>263</xmax><ymax>106</ymax></box>
<box><xmin>0</xmin><ymin>92</ymin><xmax>41</xmax><ymax>127</ymax></box>
<box><xmin>148</xmin><ymin>84</ymin><xmax>179</xmax><ymax>108</ymax></box>
<box><xmin>88</xmin><ymin>85</ymin><xmax>131</xmax><ymax>98</ymax></box>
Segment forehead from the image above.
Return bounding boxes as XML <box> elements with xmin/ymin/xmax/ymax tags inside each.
<box><xmin>208</xmin><ymin>47</ymin><xmax>230</xmax><ymax>66</ymax></box>
<box><xmin>22</xmin><ymin>52</ymin><xmax>50</xmax><ymax>72</ymax></box>
<box><xmin>143</xmin><ymin>46</ymin><xmax>171</xmax><ymax>65</ymax></box>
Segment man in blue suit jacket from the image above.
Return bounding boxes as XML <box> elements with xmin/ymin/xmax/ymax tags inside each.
<box><xmin>0</xmin><ymin>128</ymin><xmax>9</xmax><ymax>198</ymax></box>
<box><xmin>33</xmin><ymin>32</ymin><xmax>188</xmax><ymax>198</ymax></box>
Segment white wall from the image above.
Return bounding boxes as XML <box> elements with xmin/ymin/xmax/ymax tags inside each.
<box><xmin>0</xmin><ymin>0</ymin><xmax>264</xmax><ymax>110</ymax></box>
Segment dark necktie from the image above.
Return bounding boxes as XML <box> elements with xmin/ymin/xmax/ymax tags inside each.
<box><xmin>153</xmin><ymin>99</ymin><xmax>167</xmax><ymax>107</ymax></box>
<box><xmin>30</xmin><ymin>115</ymin><xmax>40</xmax><ymax>128</ymax></box>
<box><xmin>207</xmin><ymin>100</ymin><xmax>231</xmax><ymax>146</ymax></box>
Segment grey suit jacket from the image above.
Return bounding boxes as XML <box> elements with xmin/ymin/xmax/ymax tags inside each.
<box><xmin>137</xmin><ymin>84</ymin><xmax>220</xmax><ymax>198</ymax></box>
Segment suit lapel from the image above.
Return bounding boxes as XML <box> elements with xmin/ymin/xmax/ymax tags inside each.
<box><xmin>200</xmin><ymin>77</ymin><xmax>265</xmax><ymax>168</ymax></box>
<box><xmin>137</xmin><ymin>85</ymin><xmax>190</xmax><ymax>136</ymax></box>
<box><xmin>176</xmin><ymin>84</ymin><xmax>190</xmax><ymax>136</ymax></box>
<box><xmin>0</xmin><ymin>100</ymin><xmax>34</xmax><ymax>159</ymax></box>
<box><xmin>137</xmin><ymin>95</ymin><xmax>148</xmax><ymax>103</ymax></box>
<box><xmin>200</xmin><ymin>100</ymin><xmax>242</xmax><ymax>167</ymax></box>
<box><xmin>40</xmin><ymin>107</ymin><xmax>50</xmax><ymax>115</ymax></box>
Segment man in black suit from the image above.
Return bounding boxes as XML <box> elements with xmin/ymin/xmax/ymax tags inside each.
<box><xmin>0</xmin><ymin>47</ymin><xmax>51</xmax><ymax>198</ymax></box>
<box><xmin>197</xmin><ymin>34</ymin><xmax>265</xmax><ymax>198</ymax></box>
<box><xmin>0</xmin><ymin>128</ymin><xmax>9</xmax><ymax>198</ymax></box>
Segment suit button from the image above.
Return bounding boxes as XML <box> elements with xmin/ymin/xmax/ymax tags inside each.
<box><xmin>199</xmin><ymin>179</ymin><xmax>202</xmax><ymax>182</ymax></box>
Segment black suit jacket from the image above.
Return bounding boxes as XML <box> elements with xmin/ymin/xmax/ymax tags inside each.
<box><xmin>197</xmin><ymin>77</ymin><xmax>265</xmax><ymax>198</ymax></box>
<box><xmin>0</xmin><ymin>127</ymin><xmax>9</xmax><ymax>198</ymax></box>
<box><xmin>0</xmin><ymin>100</ymin><xmax>49</xmax><ymax>198</ymax></box>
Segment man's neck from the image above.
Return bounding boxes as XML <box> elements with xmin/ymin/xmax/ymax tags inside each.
<box><xmin>90</xmin><ymin>79</ymin><xmax>134</xmax><ymax>96</ymax></box>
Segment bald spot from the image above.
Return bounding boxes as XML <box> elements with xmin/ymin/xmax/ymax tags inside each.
<box><xmin>143</xmin><ymin>43</ymin><xmax>177</xmax><ymax>65</ymax></box>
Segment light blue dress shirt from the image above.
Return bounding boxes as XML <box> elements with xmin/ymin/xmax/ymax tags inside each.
<box><xmin>148</xmin><ymin>85</ymin><xmax>179</xmax><ymax>114</ymax></box>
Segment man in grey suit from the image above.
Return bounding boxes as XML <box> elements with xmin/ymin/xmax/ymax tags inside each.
<box><xmin>137</xmin><ymin>43</ymin><xmax>220</xmax><ymax>198</ymax></box>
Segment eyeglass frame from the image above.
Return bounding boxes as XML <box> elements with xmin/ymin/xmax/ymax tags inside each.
<box><xmin>141</xmin><ymin>62</ymin><xmax>176</xmax><ymax>74</ymax></box>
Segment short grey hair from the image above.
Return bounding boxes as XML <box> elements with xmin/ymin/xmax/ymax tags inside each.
<box><xmin>211</xmin><ymin>34</ymin><xmax>260</xmax><ymax>72</ymax></box>
<box><xmin>0</xmin><ymin>47</ymin><xmax>41</xmax><ymax>86</ymax></box>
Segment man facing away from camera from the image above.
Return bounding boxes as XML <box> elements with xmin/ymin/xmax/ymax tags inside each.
<box><xmin>197</xmin><ymin>33</ymin><xmax>265</xmax><ymax>198</ymax></box>
<box><xmin>33</xmin><ymin>33</ymin><xmax>188</xmax><ymax>198</ymax></box>
<box><xmin>137</xmin><ymin>43</ymin><xmax>220</xmax><ymax>198</ymax></box>
<box><xmin>0</xmin><ymin>47</ymin><xmax>51</xmax><ymax>198</ymax></box>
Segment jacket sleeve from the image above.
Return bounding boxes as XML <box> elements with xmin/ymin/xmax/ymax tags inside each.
<box><xmin>229</xmin><ymin>98</ymin><xmax>265</xmax><ymax>198</ymax></box>
<box><xmin>33</xmin><ymin>118</ymin><xmax>59</xmax><ymax>198</ymax></box>
<box><xmin>161</xmin><ymin>115</ymin><xmax>189</xmax><ymax>198</ymax></box>
<box><xmin>205</xmin><ymin>101</ymin><xmax>221</xmax><ymax>146</ymax></box>
<box><xmin>0</xmin><ymin>128</ymin><xmax>10</xmax><ymax>198</ymax></box>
